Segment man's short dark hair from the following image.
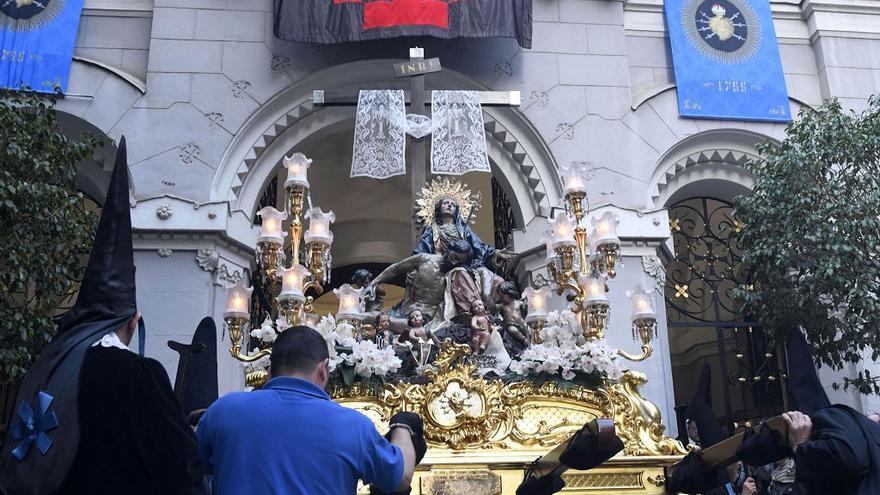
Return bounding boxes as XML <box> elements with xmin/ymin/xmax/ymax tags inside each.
<box><xmin>270</xmin><ymin>326</ymin><xmax>330</xmax><ymax>377</ymax></box>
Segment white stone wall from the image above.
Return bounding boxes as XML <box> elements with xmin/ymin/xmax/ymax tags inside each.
<box><xmin>59</xmin><ymin>0</ymin><xmax>880</xmax><ymax>419</ymax></box>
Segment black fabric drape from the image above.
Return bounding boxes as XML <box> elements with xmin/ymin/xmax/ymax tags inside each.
<box><xmin>59</xmin><ymin>347</ymin><xmax>202</xmax><ymax>495</ymax></box>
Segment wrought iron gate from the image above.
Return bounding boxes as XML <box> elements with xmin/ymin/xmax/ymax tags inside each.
<box><xmin>664</xmin><ymin>197</ymin><xmax>785</xmax><ymax>431</ymax></box>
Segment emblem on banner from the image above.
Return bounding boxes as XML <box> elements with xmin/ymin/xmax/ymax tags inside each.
<box><xmin>1</xmin><ymin>0</ymin><xmax>65</xmax><ymax>31</ymax></box>
<box><xmin>682</xmin><ymin>0</ymin><xmax>761</xmax><ymax>64</ymax></box>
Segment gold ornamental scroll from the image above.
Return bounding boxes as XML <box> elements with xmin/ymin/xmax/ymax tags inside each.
<box><xmin>334</xmin><ymin>343</ymin><xmax>686</xmax><ymax>495</ymax></box>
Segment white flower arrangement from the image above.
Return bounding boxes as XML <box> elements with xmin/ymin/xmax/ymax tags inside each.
<box><xmin>242</xmin><ymin>314</ymin><xmax>401</xmax><ymax>384</ymax></box>
<box><xmin>509</xmin><ymin>310</ymin><xmax>623</xmax><ymax>383</ymax></box>
<box><xmin>338</xmin><ymin>340</ymin><xmax>402</xmax><ymax>379</ymax></box>
<box><xmin>250</xmin><ymin>316</ymin><xmax>278</xmax><ymax>344</ymax></box>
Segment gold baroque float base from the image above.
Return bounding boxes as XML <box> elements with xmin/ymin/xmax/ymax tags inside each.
<box><xmin>331</xmin><ymin>343</ymin><xmax>686</xmax><ymax>494</ymax></box>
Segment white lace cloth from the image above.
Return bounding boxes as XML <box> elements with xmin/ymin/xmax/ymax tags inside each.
<box><xmin>431</xmin><ymin>90</ymin><xmax>490</xmax><ymax>176</ymax></box>
<box><xmin>91</xmin><ymin>332</ymin><xmax>130</xmax><ymax>350</ymax></box>
<box><xmin>350</xmin><ymin>89</ymin><xmax>490</xmax><ymax>178</ymax></box>
<box><xmin>351</xmin><ymin>90</ymin><xmax>407</xmax><ymax>179</ymax></box>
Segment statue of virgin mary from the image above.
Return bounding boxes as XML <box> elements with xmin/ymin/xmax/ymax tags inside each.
<box><xmin>414</xmin><ymin>196</ymin><xmax>495</xmax><ymax>270</ymax></box>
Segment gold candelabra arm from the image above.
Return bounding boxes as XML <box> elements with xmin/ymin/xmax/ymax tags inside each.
<box><xmin>592</xmin><ymin>242</ymin><xmax>620</xmax><ymax>278</ymax></box>
<box><xmin>618</xmin><ymin>345</ymin><xmax>653</xmax><ymax>362</ymax></box>
<box><xmin>287</xmin><ymin>185</ymin><xmax>306</xmax><ymax>265</ymax></box>
<box><xmin>226</xmin><ymin>316</ymin><xmax>272</xmax><ymax>362</ymax></box>
<box><xmin>617</xmin><ymin>318</ymin><xmax>657</xmax><ymax>362</ymax></box>
<box><xmin>302</xmin><ymin>280</ymin><xmax>323</xmax><ymax>296</ymax></box>
<box><xmin>257</xmin><ymin>242</ymin><xmax>283</xmax><ymax>283</ymax></box>
<box><xmin>527</xmin><ymin>320</ymin><xmax>546</xmax><ymax>345</ymax></box>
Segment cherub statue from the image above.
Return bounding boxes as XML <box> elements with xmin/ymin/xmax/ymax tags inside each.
<box><xmin>468</xmin><ymin>309</ymin><xmax>511</xmax><ymax>375</ymax></box>
<box><xmin>496</xmin><ymin>281</ymin><xmax>530</xmax><ymax>356</ymax></box>
<box><xmin>375</xmin><ymin>312</ymin><xmax>393</xmax><ymax>347</ymax></box>
<box><xmin>469</xmin><ymin>313</ymin><xmax>492</xmax><ymax>354</ymax></box>
<box><xmin>401</xmin><ymin>310</ymin><xmax>440</xmax><ymax>347</ymax></box>
<box><xmin>351</xmin><ymin>269</ymin><xmax>385</xmax><ymax>313</ymax></box>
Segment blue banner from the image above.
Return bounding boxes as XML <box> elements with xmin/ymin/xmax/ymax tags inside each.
<box><xmin>1</xmin><ymin>0</ymin><xmax>84</xmax><ymax>93</ymax></box>
<box><xmin>665</xmin><ymin>0</ymin><xmax>790</xmax><ymax>122</ymax></box>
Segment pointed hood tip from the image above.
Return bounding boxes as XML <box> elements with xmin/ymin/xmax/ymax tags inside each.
<box><xmin>687</xmin><ymin>362</ymin><xmax>727</xmax><ymax>448</ymax></box>
<box><xmin>60</xmin><ymin>138</ymin><xmax>136</xmax><ymax>332</ymax></box>
<box><xmin>786</xmin><ymin>326</ymin><xmax>831</xmax><ymax>415</ymax></box>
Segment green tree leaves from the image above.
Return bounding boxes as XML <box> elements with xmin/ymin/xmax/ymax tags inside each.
<box><xmin>735</xmin><ymin>97</ymin><xmax>880</xmax><ymax>394</ymax></box>
<box><xmin>0</xmin><ymin>89</ymin><xmax>100</xmax><ymax>383</ymax></box>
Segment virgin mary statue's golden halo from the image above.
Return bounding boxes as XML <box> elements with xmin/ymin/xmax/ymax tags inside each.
<box><xmin>415</xmin><ymin>177</ymin><xmax>481</xmax><ymax>226</ymax></box>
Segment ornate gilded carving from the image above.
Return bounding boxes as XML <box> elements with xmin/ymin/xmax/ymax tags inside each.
<box><xmin>605</xmin><ymin>371</ymin><xmax>687</xmax><ymax>456</ymax></box>
<box><xmin>329</xmin><ymin>341</ymin><xmax>687</xmax><ymax>457</ymax></box>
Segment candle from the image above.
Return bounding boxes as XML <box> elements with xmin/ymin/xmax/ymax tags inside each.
<box><xmin>628</xmin><ymin>285</ymin><xmax>657</xmax><ymax>321</ymax></box>
<box><xmin>561</xmin><ymin>161</ymin><xmax>590</xmax><ymax>196</ymax></box>
<box><xmin>548</xmin><ymin>214</ymin><xmax>576</xmax><ymax>250</ymax></box>
<box><xmin>256</xmin><ymin>207</ymin><xmax>288</xmax><ymax>246</ymax></box>
<box><xmin>524</xmin><ymin>287</ymin><xmax>549</xmax><ymax>323</ymax></box>
<box><xmin>284</xmin><ymin>152</ymin><xmax>311</xmax><ymax>190</ymax></box>
<box><xmin>277</xmin><ymin>264</ymin><xmax>310</xmax><ymax>303</ymax></box>
<box><xmin>592</xmin><ymin>211</ymin><xmax>620</xmax><ymax>245</ymax></box>
<box><xmin>579</xmin><ymin>274</ymin><xmax>608</xmax><ymax>305</ymax></box>
<box><xmin>334</xmin><ymin>284</ymin><xmax>363</xmax><ymax>321</ymax></box>
<box><xmin>304</xmin><ymin>207</ymin><xmax>336</xmax><ymax>246</ymax></box>
<box><xmin>224</xmin><ymin>282</ymin><xmax>253</xmax><ymax>319</ymax></box>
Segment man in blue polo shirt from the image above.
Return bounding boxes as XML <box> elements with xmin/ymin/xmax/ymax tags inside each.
<box><xmin>197</xmin><ymin>326</ymin><xmax>422</xmax><ymax>494</ymax></box>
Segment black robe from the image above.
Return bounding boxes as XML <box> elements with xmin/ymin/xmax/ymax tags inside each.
<box><xmin>58</xmin><ymin>346</ymin><xmax>202</xmax><ymax>495</ymax></box>
<box><xmin>794</xmin><ymin>405</ymin><xmax>880</xmax><ymax>495</ymax></box>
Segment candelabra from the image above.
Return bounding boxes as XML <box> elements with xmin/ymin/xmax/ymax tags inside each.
<box><xmin>522</xmin><ymin>162</ymin><xmax>659</xmax><ymax>363</ymax></box>
<box><xmin>224</xmin><ymin>152</ymin><xmax>341</xmax><ymax>363</ymax></box>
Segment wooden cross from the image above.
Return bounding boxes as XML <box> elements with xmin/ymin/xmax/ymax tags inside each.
<box><xmin>313</xmin><ymin>47</ymin><xmax>521</xmax><ymax>245</ymax></box>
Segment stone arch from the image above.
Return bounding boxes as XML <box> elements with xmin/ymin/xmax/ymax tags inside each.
<box><xmin>648</xmin><ymin>129</ymin><xmax>779</xmax><ymax>207</ymax></box>
<box><xmin>212</xmin><ymin>59</ymin><xmax>561</xmax><ymax>232</ymax></box>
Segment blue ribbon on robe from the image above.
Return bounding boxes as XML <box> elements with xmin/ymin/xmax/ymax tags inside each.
<box><xmin>9</xmin><ymin>390</ymin><xmax>59</xmax><ymax>461</ymax></box>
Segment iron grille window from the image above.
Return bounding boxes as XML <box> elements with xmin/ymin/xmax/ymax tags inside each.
<box><xmin>491</xmin><ymin>177</ymin><xmax>516</xmax><ymax>248</ymax></box>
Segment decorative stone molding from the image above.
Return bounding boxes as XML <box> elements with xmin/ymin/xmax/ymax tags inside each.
<box><xmin>196</xmin><ymin>248</ymin><xmax>219</xmax><ymax>272</ymax></box>
<box><xmin>156</xmin><ymin>204</ymin><xmax>173</xmax><ymax>220</ymax></box>
<box><xmin>157</xmin><ymin>248</ymin><xmax>172</xmax><ymax>257</ymax></box>
<box><xmin>215</xmin><ymin>264</ymin><xmax>243</xmax><ymax>286</ymax></box>
<box><xmin>641</xmin><ymin>256</ymin><xmax>665</xmax><ymax>290</ymax></box>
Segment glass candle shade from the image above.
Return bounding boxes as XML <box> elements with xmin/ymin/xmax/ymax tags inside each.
<box><xmin>304</xmin><ymin>207</ymin><xmax>336</xmax><ymax>247</ymax></box>
<box><xmin>334</xmin><ymin>284</ymin><xmax>363</xmax><ymax>321</ymax></box>
<box><xmin>561</xmin><ymin>161</ymin><xmax>590</xmax><ymax>196</ymax></box>
<box><xmin>278</xmin><ymin>264</ymin><xmax>310</xmax><ymax>303</ymax></box>
<box><xmin>592</xmin><ymin>211</ymin><xmax>620</xmax><ymax>246</ymax></box>
<box><xmin>579</xmin><ymin>274</ymin><xmax>608</xmax><ymax>305</ymax></box>
<box><xmin>224</xmin><ymin>282</ymin><xmax>253</xmax><ymax>319</ymax></box>
<box><xmin>284</xmin><ymin>152</ymin><xmax>311</xmax><ymax>190</ymax></box>
<box><xmin>628</xmin><ymin>285</ymin><xmax>658</xmax><ymax>321</ymax></box>
<box><xmin>256</xmin><ymin>207</ymin><xmax>288</xmax><ymax>246</ymax></box>
<box><xmin>549</xmin><ymin>214</ymin><xmax>576</xmax><ymax>250</ymax></box>
<box><xmin>524</xmin><ymin>287</ymin><xmax>549</xmax><ymax>323</ymax></box>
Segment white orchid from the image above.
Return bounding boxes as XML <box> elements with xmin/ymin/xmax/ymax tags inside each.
<box><xmin>510</xmin><ymin>337</ymin><xmax>623</xmax><ymax>383</ymax></box>
<box><xmin>338</xmin><ymin>339</ymin><xmax>401</xmax><ymax>378</ymax></box>
<box><xmin>250</xmin><ymin>316</ymin><xmax>278</xmax><ymax>343</ymax></box>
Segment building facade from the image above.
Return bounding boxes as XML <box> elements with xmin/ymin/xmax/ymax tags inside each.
<box><xmin>58</xmin><ymin>0</ymin><xmax>880</xmax><ymax>435</ymax></box>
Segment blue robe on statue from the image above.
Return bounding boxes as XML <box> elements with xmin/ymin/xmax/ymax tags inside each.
<box><xmin>414</xmin><ymin>214</ymin><xmax>495</xmax><ymax>270</ymax></box>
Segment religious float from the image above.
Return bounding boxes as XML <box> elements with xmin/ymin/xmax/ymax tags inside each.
<box><xmin>221</xmin><ymin>155</ymin><xmax>687</xmax><ymax>494</ymax></box>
